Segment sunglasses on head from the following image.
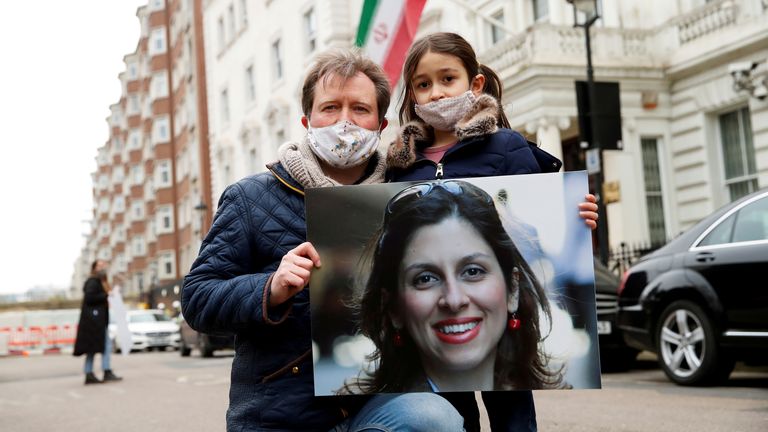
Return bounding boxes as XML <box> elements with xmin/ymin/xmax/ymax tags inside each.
<box><xmin>385</xmin><ymin>180</ymin><xmax>493</xmax><ymax>216</ymax></box>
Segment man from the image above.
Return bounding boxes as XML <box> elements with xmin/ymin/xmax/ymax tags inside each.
<box><xmin>73</xmin><ymin>260</ymin><xmax>122</xmax><ymax>384</ymax></box>
<box><xmin>182</xmin><ymin>49</ymin><xmax>463</xmax><ymax>431</ymax></box>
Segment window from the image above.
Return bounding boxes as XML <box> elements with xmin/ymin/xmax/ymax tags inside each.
<box><xmin>732</xmin><ymin>197</ymin><xmax>768</xmax><ymax>243</ymax></box>
<box><xmin>699</xmin><ymin>196</ymin><xmax>768</xmax><ymax>246</ymax></box>
<box><xmin>99</xmin><ymin>198</ymin><xmax>110</xmax><ymax>213</ymax></box>
<box><xmin>132</xmin><ymin>236</ymin><xmax>146</xmax><ymax>256</ymax></box>
<box><xmin>127</xmin><ymin>61</ymin><xmax>139</xmax><ymax>80</ymax></box>
<box><xmin>641</xmin><ymin>138</ymin><xmax>667</xmax><ymax>245</ymax></box>
<box><xmin>719</xmin><ymin>107</ymin><xmax>757</xmax><ymax>201</ymax></box>
<box><xmin>149</xmin><ymin>28</ymin><xmax>166</xmax><ymax>55</ymax></box>
<box><xmin>490</xmin><ymin>10</ymin><xmax>504</xmax><ymax>45</ymax></box>
<box><xmin>220</xmin><ymin>88</ymin><xmax>230</xmax><ymax>124</ymax></box>
<box><xmin>533</xmin><ymin>0</ymin><xmax>549</xmax><ymax>22</ymax></box>
<box><xmin>136</xmin><ymin>272</ymin><xmax>144</xmax><ymax>292</ymax></box>
<box><xmin>249</xmin><ymin>147</ymin><xmax>259</xmax><ymax>173</ymax></box>
<box><xmin>159</xmin><ymin>252</ymin><xmax>175</xmax><ymax>278</ymax></box>
<box><xmin>153</xmin><ymin>117</ymin><xmax>170</xmax><ymax>144</ymax></box>
<box><xmin>157</xmin><ymin>206</ymin><xmax>174</xmax><ymax>234</ymax></box>
<box><xmin>304</xmin><ymin>8</ymin><xmax>317</xmax><ymax>53</ymax></box>
<box><xmin>217</xmin><ymin>16</ymin><xmax>226</xmax><ymax>52</ymax></box>
<box><xmin>131</xmin><ymin>164</ymin><xmax>144</xmax><ymax>185</ymax></box>
<box><xmin>155</xmin><ymin>160</ymin><xmax>172</xmax><ymax>187</ymax></box>
<box><xmin>129</xmin><ymin>130</ymin><xmax>141</xmax><ymax>150</ymax></box>
<box><xmin>131</xmin><ymin>200</ymin><xmax>145</xmax><ymax>219</ymax></box>
<box><xmin>227</xmin><ymin>3</ymin><xmax>236</xmax><ymax>39</ymax></box>
<box><xmin>272</xmin><ymin>38</ymin><xmax>283</xmax><ymax>80</ymax></box>
<box><xmin>113</xmin><ymin>196</ymin><xmax>125</xmax><ymax>213</ymax></box>
<box><xmin>151</xmin><ymin>73</ymin><xmax>169</xmax><ymax>100</ymax></box>
<box><xmin>128</xmin><ymin>95</ymin><xmax>140</xmax><ymax>115</ymax></box>
<box><xmin>240</xmin><ymin>0</ymin><xmax>248</xmax><ymax>29</ymax></box>
<box><xmin>245</xmin><ymin>65</ymin><xmax>256</xmax><ymax>102</ymax></box>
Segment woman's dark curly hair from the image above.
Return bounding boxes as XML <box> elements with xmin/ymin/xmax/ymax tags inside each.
<box><xmin>339</xmin><ymin>180</ymin><xmax>563</xmax><ymax>394</ymax></box>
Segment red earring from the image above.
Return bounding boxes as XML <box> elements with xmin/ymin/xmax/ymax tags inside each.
<box><xmin>508</xmin><ymin>313</ymin><xmax>521</xmax><ymax>331</ymax></box>
<box><xmin>393</xmin><ymin>329</ymin><xmax>403</xmax><ymax>347</ymax></box>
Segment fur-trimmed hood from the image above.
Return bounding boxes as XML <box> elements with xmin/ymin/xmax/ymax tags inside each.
<box><xmin>387</xmin><ymin>93</ymin><xmax>500</xmax><ymax>169</ymax></box>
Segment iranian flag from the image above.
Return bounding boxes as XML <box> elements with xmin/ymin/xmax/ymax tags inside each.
<box><xmin>355</xmin><ymin>0</ymin><xmax>427</xmax><ymax>89</ymax></box>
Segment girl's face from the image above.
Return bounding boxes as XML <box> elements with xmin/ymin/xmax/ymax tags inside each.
<box><xmin>411</xmin><ymin>50</ymin><xmax>484</xmax><ymax>105</ymax></box>
<box><xmin>394</xmin><ymin>216</ymin><xmax>510</xmax><ymax>377</ymax></box>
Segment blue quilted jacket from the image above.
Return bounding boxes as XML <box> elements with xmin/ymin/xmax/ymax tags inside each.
<box><xmin>386</xmin><ymin>94</ymin><xmax>561</xmax><ymax>182</ymax></box>
<box><xmin>387</xmin><ymin>127</ymin><xmax>561</xmax><ymax>182</ymax></box>
<box><xmin>182</xmin><ymin>162</ymin><xmax>357</xmax><ymax>431</ymax></box>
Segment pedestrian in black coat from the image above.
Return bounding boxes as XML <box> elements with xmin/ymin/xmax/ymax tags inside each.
<box><xmin>73</xmin><ymin>260</ymin><xmax>122</xmax><ymax>384</ymax></box>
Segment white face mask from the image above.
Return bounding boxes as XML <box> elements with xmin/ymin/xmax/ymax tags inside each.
<box><xmin>414</xmin><ymin>90</ymin><xmax>477</xmax><ymax>131</ymax></box>
<box><xmin>307</xmin><ymin>120</ymin><xmax>381</xmax><ymax>168</ymax></box>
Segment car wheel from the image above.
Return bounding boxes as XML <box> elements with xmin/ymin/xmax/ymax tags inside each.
<box><xmin>656</xmin><ymin>300</ymin><xmax>733</xmax><ymax>385</ymax></box>
<box><xmin>199</xmin><ymin>334</ymin><xmax>214</xmax><ymax>358</ymax></box>
<box><xmin>180</xmin><ymin>338</ymin><xmax>191</xmax><ymax>357</ymax></box>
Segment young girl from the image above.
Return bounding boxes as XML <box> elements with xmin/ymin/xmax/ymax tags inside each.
<box><xmin>386</xmin><ymin>32</ymin><xmax>599</xmax><ymax>432</ymax></box>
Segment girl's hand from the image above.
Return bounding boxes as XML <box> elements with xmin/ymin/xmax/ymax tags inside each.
<box><xmin>579</xmin><ymin>194</ymin><xmax>599</xmax><ymax>230</ymax></box>
<box><xmin>269</xmin><ymin>242</ymin><xmax>322</xmax><ymax>307</ymax></box>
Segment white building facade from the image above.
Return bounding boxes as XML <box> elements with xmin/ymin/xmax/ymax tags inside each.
<box><xmin>202</xmin><ymin>0</ymin><xmax>768</xmax><ymax>254</ymax></box>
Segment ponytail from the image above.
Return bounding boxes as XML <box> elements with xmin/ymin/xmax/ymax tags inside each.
<box><xmin>479</xmin><ymin>64</ymin><xmax>511</xmax><ymax>129</ymax></box>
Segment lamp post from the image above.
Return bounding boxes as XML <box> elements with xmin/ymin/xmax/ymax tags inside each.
<box><xmin>568</xmin><ymin>0</ymin><xmax>610</xmax><ymax>265</ymax></box>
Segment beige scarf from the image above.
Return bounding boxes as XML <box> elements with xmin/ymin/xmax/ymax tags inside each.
<box><xmin>277</xmin><ymin>138</ymin><xmax>387</xmax><ymax>189</ymax></box>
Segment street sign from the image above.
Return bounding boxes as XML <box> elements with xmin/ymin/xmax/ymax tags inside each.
<box><xmin>586</xmin><ymin>148</ymin><xmax>601</xmax><ymax>174</ymax></box>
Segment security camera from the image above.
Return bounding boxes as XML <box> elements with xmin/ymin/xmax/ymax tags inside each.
<box><xmin>754</xmin><ymin>84</ymin><xmax>768</xmax><ymax>100</ymax></box>
<box><xmin>728</xmin><ymin>61</ymin><xmax>758</xmax><ymax>76</ymax></box>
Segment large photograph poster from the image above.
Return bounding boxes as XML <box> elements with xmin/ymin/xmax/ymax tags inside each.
<box><xmin>306</xmin><ymin>172</ymin><xmax>601</xmax><ymax>396</ymax></box>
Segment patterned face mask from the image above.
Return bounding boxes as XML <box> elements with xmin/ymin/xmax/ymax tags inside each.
<box><xmin>414</xmin><ymin>90</ymin><xmax>477</xmax><ymax>131</ymax></box>
<box><xmin>307</xmin><ymin>120</ymin><xmax>381</xmax><ymax>168</ymax></box>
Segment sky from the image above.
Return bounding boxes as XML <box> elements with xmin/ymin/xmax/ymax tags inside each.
<box><xmin>0</xmin><ymin>1</ymin><xmax>148</xmax><ymax>295</ymax></box>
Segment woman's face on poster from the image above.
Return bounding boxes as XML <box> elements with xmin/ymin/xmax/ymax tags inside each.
<box><xmin>394</xmin><ymin>216</ymin><xmax>510</xmax><ymax>376</ymax></box>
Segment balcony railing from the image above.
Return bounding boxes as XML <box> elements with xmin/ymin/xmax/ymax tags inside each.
<box><xmin>479</xmin><ymin>0</ymin><xmax>766</xmax><ymax>77</ymax></box>
<box><xmin>674</xmin><ymin>0</ymin><xmax>739</xmax><ymax>45</ymax></box>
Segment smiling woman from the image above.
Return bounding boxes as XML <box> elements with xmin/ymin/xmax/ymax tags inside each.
<box><xmin>339</xmin><ymin>180</ymin><xmax>565</xmax><ymax>394</ymax></box>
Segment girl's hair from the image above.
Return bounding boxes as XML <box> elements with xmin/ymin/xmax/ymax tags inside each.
<box><xmin>398</xmin><ymin>32</ymin><xmax>511</xmax><ymax>129</ymax></box>
<box><xmin>340</xmin><ymin>180</ymin><xmax>562</xmax><ymax>394</ymax></box>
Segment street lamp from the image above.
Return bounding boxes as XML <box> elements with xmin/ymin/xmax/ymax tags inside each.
<box><xmin>568</xmin><ymin>0</ymin><xmax>610</xmax><ymax>266</ymax></box>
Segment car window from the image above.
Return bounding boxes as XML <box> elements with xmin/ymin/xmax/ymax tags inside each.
<box><xmin>699</xmin><ymin>196</ymin><xmax>768</xmax><ymax>247</ymax></box>
<box><xmin>698</xmin><ymin>214</ymin><xmax>736</xmax><ymax>247</ymax></box>
<box><xmin>732</xmin><ymin>196</ymin><xmax>768</xmax><ymax>242</ymax></box>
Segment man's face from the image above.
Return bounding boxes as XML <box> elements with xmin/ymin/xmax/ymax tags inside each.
<box><xmin>95</xmin><ymin>261</ymin><xmax>109</xmax><ymax>274</ymax></box>
<box><xmin>302</xmin><ymin>72</ymin><xmax>382</xmax><ymax>131</ymax></box>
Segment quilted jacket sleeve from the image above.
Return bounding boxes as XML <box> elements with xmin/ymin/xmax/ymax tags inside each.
<box><xmin>501</xmin><ymin>130</ymin><xmax>542</xmax><ymax>175</ymax></box>
<box><xmin>181</xmin><ymin>180</ymin><xmax>292</xmax><ymax>333</ymax></box>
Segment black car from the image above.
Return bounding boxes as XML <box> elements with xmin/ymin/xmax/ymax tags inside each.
<box><xmin>178</xmin><ymin>314</ymin><xmax>235</xmax><ymax>358</ymax></box>
<box><xmin>594</xmin><ymin>260</ymin><xmax>638</xmax><ymax>371</ymax></box>
<box><xmin>618</xmin><ymin>188</ymin><xmax>768</xmax><ymax>385</ymax></box>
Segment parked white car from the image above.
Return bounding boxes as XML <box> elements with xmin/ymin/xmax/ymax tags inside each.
<box><xmin>109</xmin><ymin>309</ymin><xmax>180</xmax><ymax>353</ymax></box>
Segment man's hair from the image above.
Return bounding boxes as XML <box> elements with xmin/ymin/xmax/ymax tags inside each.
<box><xmin>301</xmin><ymin>49</ymin><xmax>391</xmax><ymax>124</ymax></box>
<box><xmin>91</xmin><ymin>260</ymin><xmax>100</xmax><ymax>273</ymax></box>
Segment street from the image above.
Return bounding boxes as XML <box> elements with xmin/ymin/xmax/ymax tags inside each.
<box><xmin>0</xmin><ymin>350</ymin><xmax>766</xmax><ymax>431</ymax></box>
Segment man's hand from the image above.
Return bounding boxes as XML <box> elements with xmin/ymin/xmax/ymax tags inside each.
<box><xmin>269</xmin><ymin>242</ymin><xmax>322</xmax><ymax>307</ymax></box>
<box><xmin>579</xmin><ymin>193</ymin><xmax>599</xmax><ymax>230</ymax></box>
